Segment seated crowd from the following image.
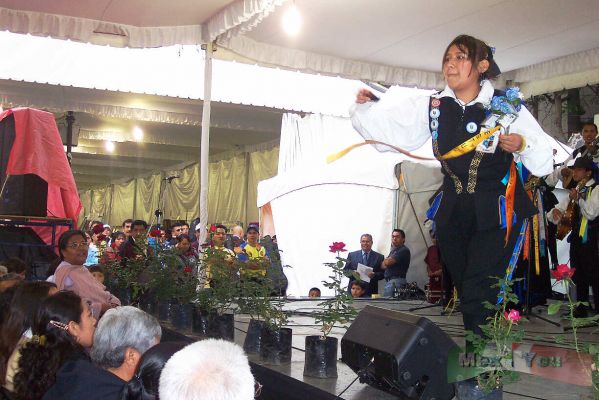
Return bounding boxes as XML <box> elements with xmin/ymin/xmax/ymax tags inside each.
<box><xmin>0</xmin><ymin>217</ymin><xmax>271</xmax><ymax>400</ymax></box>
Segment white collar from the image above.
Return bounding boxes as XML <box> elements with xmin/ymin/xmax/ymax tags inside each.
<box><xmin>585</xmin><ymin>179</ymin><xmax>596</xmax><ymax>187</ymax></box>
<box><xmin>434</xmin><ymin>80</ymin><xmax>495</xmax><ymax>108</ymax></box>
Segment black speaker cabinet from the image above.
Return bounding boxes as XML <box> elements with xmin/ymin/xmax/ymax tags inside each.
<box><xmin>341</xmin><ymin>305</ymin><xmax>457</xmax><ymax>400</ymax></box>
<box><xmin>0</xmin><ymin>114</ymin><xmax>48</xmax><ymax>216</ymax></box>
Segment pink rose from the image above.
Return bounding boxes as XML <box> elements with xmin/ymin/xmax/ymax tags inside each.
<box><xmin>504</xmin><ymin>309</ymin><xmax>521</xmax><ymax>324</ymax></box>
<box><xmin>328</xmin><ymin>242</ymin><xmax>347</xmax><ymax>253</ymax></box>
<box><xmin>551</xmin><ymin>264</ymin><xmax>575</xmax><ymax>281</ymax></box>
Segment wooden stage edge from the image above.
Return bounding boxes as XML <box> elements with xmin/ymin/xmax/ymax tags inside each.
<box><xmin>161</xmin><ymin>298</ymin><xmax>597</xmax><ymax>400</ymax></box>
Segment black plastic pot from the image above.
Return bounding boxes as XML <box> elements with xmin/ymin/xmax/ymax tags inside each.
<box><xmin>303</xmin><ymin>336</ymin><xmax>338</xmax><ymax>378</ymax></box>
<box><xmin>157</xmin><ymin>300</ymin><xmax>172</xmax><ymax>321</ymax></box>
<box><xmin>170</xmin><ymin>303</ymin><xmax>193</xmax><ymax>332</ymax></box>
<box><xmin>192</xmin><ymin>307</ymin><xmax>235</xmax><ymax>341</ymax></box>
<box><xmin>455</xmin><ymin>379</ymin><xmax>502</xmax><ymax>400</ymax></box>
<box><xmin>260</xmin><ymin>327</ymin><xmax>292</xmax><ymax>365</ymax></box>
<box><xmin>243</xmin><ymin>319</ymin><xmax>265</xmax><ymax>354</ymax></box>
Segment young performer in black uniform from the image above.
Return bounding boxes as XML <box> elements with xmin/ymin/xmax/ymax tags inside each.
<box><xmin>548</xmin><ymin>157</ymin><xmax>599</xmax><ymax>317</ymax></box>
<box><xmin>350</xmin><ymin>35</ymin><xmax>553</xmax><ymax>335</ymax></box>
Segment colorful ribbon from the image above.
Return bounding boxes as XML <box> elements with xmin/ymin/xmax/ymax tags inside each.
<box><xmin>497</xmin><ymin>219</ymin><xmax>529</xmax><ymax>305</ymax></box>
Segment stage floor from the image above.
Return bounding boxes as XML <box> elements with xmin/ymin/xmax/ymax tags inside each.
<box><xmin>163</xmin><ymin>298</ymin><xmax>597</xmax><ymax>400</ymax></box>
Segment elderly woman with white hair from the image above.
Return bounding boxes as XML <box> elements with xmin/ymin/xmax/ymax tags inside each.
<box><xmin>43</xmin><ymin>306</ymin><xmax>162</xmax><ymax>400</ymax></box>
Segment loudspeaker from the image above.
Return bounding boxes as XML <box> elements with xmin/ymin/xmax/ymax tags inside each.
<box><xmin>341</xmin><ymin>305</ymin><xmax>457</xmax><ymax>400</ymax></box>
<box><xmin>0</xmin><ymin>114</ymin><xmax>48</xmax><ymax>216</ymax></box>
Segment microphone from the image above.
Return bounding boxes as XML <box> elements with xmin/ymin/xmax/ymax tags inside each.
<box><xmin>164</xmin><ymin>176</ymin><xmax>179</xmax><ymax>182</ymax></box>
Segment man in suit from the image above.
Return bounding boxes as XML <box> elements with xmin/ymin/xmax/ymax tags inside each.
<box><xmin>343</xmin><ymin>234</ymin><xmax>384</xmax><ymax>296</ymax></box>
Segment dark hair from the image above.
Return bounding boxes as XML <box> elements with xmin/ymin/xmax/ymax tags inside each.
<box><xmin>360</xmin><ymin>234</ymin><xmax>373</xmax><ymax>242</ymax></box>
<box><xmin>46</xmin><ymin>257</ymin><xmax>62</xmax><ymax>278</ymax></box>
<box><xmin>0</xmin><ymin>281</ymin><xmax>56</xmax><ymax>385</ymax></box>
<box><xmin>58</xmin><ymin>229</ymin><xmax>87</xmax><ymax>260</ymax></box>
<box><xmin>3</xmin><ymin>257</ymin><xmax>28</xmax><ymax>275</ymax></box>
<box><xmin>442</xmin><ymin>34</ymin><xmax>501</xmax><ymax>81</ymax></box>
<box><xmin>88</xmin><ymin>265</ymin><xmax>105</xmax><ymax>275</ymax></box>
<box><xmin>175</xmin><ymin>234</ymin><xmax>191</xmax><ymax>244</ymax></box>
<box><xmin>309</xmin><ymin>287</ymin><xmax>320</xmax><ymax>293</ymax></box>
<box><xmin>122</xmin><ymin>219</ymin><xmax>134</xmax><ymax>227</ymax></box>
<box><xmin>181</xmin><ymin>223</ymin><xmax>189</xmax><ymax>228</ymax></box>
<box><xmin>170</xmin><ymin>222</ymin><xmax>182</xmax><ymax>230</ymax></box>
<box><xmin>214</xmin><ymin>224</ymin><xmax>228</xmax><ymax>233</ymax></box>
<box><xmin>14</xmin><ymin>291</ymin><xmax>87</xmax><ymax>400</ymax></box>
<box><xmin>111</xmin><ymin>231</ymin><xmax>127</xmax><ymax>250</ymax></box>
<box><xmin>582</xmin><ymin>122</ymin><xmax>598</xmax><ymax>133</ymax></box>
<box><xmin>120</xmin><ymin>342</ymin><xmax>187</xmax><ymax>400</ymax></box>
<box><xmin>133</xmin><ymin>220</ymin><xmax>148</xmax><ymax>230</ymax></box>
<box><xmin>392</xmin><ymin>229</ymin><xmax>405</xmax><ymax>239</ymax></box>
<box><xmin>350</xmin><ymin>281</ymin><xmax>367</xmax><ymax>290</ymax></box>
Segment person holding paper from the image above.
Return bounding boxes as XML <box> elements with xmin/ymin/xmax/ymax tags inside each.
<box><xmin>343</xmin><ymin>234</ymin><xmax>384</xmax><ymax>296</ymax></box>
<box><xmin>382</xmin><ymin>229</ymin><xmax>411</xmax><ymax>297</ymax></box>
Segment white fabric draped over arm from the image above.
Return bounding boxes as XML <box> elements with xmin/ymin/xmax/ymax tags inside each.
<box><xmin>511</xmin><ymin>107</ymin><xmax>554</xmax><ymax>177</ymax></box>
<box><xmin>349</xmin><ymin>88</ymin><xmax>431</xmax><ymax>152</ymax></box>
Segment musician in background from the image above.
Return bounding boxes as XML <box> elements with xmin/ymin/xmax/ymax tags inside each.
<box><xmin>545</xmin><ymin>122</ymin><xmax>599</xmax><ymax>189</ymax></box>
<box><xmin>548</xmin><ymin>157</ymin><xmax>599</xmax><ymax>317</ymax></box>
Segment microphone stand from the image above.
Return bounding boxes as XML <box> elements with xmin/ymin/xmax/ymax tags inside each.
<box><xmin>147</xmin><ymin>176</ymin><xmax>176</xmax><ymax>233</ymax></box>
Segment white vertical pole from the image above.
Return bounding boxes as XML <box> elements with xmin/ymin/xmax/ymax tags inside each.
<box><xmin>199</xmin><ymin>43</ymin><xmax>213</xmax><ymax>246</ymax></box>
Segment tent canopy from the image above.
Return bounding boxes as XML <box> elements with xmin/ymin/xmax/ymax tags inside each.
<box><xmin>2</xmin><ymin>0</ymin><xmax>599</xmax><ymax>94</ymax></box>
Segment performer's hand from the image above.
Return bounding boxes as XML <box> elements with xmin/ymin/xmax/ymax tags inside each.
<box><xmin>498</xmin><ymin>133</ymin><xmax>524</xmax><ymax>153</ymax></box>
<box><xmin>568</xmin><ymin>188</ymin><xmax>579</xmax><ymax>200</ymax></box>
<box><xmin>356</xmin><ymin>89</ymin><xmax>374</xmax><ymax>104</ymax></box>
<box><xmin>551</xmin><ymin>208</ymin><xmax>562</xmax><ymax>221</ymax></box>
<box><xmin>367</xmin><ymin>271</ymin><xmax>375</xmax><ymax>278</ymax></box>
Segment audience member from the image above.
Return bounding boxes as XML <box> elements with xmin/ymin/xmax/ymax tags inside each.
<box><xmin>122</xmin><ymin>219</ymin><xmax>134</xmax><ymax>238</ymax></box>
<box><xmin>14</xmin><ymin>291</ymin><xmax>96</xmax><ymax>400</ymax></box>
<box><xmin>85</xmin><ymin>224</ymin><xmax>105</xmax><ymax>266</ymax></box>
<box><xmin>382</xmin><ymin>229</ymin><xmax>411</xmax><ymax>297</ymax></box>
<box><xmin>44</xmin><ymin>306</ymin><xmax>161</xmax><ymax>400</ymax></box>
<box><xmin>120</xmin><ymin>342</ymin><xmax>187</xmax><ymax>400</ymax></box>
<box><xmin>54</xmin><ymin>230</ymin><xmax>120</xmax><ymax>318</ymax></box>
<box><xmin>350</xmin><ymin>280</ymin><xmax>368</xmax><ymax>298</ymax></box>
<box><xmin>103</xmin><ymin>231</ymin><xmax>126</xmax><ymax>263</ymax></box>
<box><xmin>120</xmin><ymin>220</ymin><xmax>149</xmax><ymax>260</ymax></box>
<box><xmin>88</xmin><ymin>265</ymin><xmax>105</xmax><ymax>285</ymax></box>
<box><xmin>308</xmin><ymin>287</ymin><xmax>321</xmax><ymax>298</ymax></box>
<box><xmin>343</xmin><ymin>234</ymin><xmax>384</xmax><ymax>296</ymax></box>
<box><xmin>169</xmin><ymin>223</ymin><xmax>183</xmax><ymax>246</ymax></box>
<box><xmin>0</xmin><ymin>281</ymin><xmax>57</xmax><ymax>392</ymax></box>
<box><xmin>180</xmin><ymin>223</ymin><xmax>190</xmax><ymax>236</ymax></box>
<box><xmin>2</xmin><ymin>258</ymin><xmax>29</xmax><ymax>280</ymax></box>
<box><xmin>159</xmin><ymin>339</ymin><xmax>255</xmax><ymax>400</ymax></box>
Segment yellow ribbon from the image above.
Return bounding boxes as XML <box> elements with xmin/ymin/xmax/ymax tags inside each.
<box><xmin>579</xmin><ymin>186</ymin><xmax>592</xmax><ymax>241</ymax></box>
<box><xmin>533</xmin><ymin>213</ymin><xmax>540</xmax><ymax>275</ymax></box>
<box><xmin>327</xmin><ymin>126</ymin><xmax>501</xmax><ymax>163</ymax></box>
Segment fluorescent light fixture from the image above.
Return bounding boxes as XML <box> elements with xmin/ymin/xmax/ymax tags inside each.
<box><xmin>282</xmin><ymin>3</ymin><xmax>302</xmax><ymax>36</ymax></box>
<box><xmin>105</xmin><ymin>140</ymin><xmax>115</xmax><ymax>152</ymax></box>
<box><xmin>133</xmin><ymin>126</ymin><xmax>144</xmax><ymax>141</ymax></box>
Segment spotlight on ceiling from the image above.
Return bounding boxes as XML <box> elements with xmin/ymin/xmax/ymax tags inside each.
<box><xmin>282</xmin><ymin>3</ymin><xmax>302</xmax><ymax>36</ymax></box>
<box><xmin>133</xmin><ymin>126</ymin><xmax>144</xmax><ymax>141</ymax></box>
<box><xmin>105</xmin><ymin>140</ymin><xmax>115</xmax><ymax>153</ymax></box>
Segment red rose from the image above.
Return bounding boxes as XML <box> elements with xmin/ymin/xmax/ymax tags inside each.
<box><xmin>149</xmin><ymin>229</ymin><xmax>162</xmax><ymax>238</ymax></box>
<box><xmin>503</xmin><ymin>309</ymin><xmax>521</xmax><ymax>324</ymax></box>
<box><xmin>209</xmin><ymin>224</ymin><xmax>217</xmax><ymax>232</ymax></box>
<box><xmin>183</xmin><ymin>266</ymin><xmax>192</xmax><ymax>274</ymax></box>
<box><xmin>92</xmin><ymin>224</ymin><xmax>104</xmax><ymax>235</ymax></box>
<box><xmin>328</xmin><ymin>242</ymin><xmax>347</xmax><ymax>253</ymax></box>
<box><xmin>551</xmin><ymin>264</ymin><xmax>575</xmax><ymax>281</ymax></box>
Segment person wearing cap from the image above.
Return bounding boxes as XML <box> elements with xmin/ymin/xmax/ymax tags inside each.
<box><xmin>351</xmin><ymin>34</ymin><xmax>553</xmax><ymax>337</ymax></box>
<box><xmin>548</xmin><ymin>156</ymin><xmax>599</xmax><ymax>317</ymax></box>
<box><xmin>238</xmin><ymin>226</ymin><xmax>268</xmax><ymax>278</ymax></box>
<box><xmin>545</xmin><ymin>122</ymin><xmax>599</xmax><ymax>189</ymax></box>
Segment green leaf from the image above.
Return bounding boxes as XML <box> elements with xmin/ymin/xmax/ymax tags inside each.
<box><xmin>547</xmin><ymin>302</ymin><xmax>562</xmax><ymax>315</ymax></box>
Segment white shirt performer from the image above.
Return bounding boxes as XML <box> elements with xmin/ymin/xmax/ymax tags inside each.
<box><xmin>350</xmin><ymin>34</ymin><xmax>553</xmax><ymax>339</ymax></box>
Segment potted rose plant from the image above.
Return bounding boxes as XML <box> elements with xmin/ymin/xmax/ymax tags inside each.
<box><xmin>304</xmin><ymin>241</ymin><xmax>358</xmax><ymax>378</ymax></box>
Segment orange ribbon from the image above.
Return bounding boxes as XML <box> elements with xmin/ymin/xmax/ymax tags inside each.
<box><xmin>504</xmin><ymin>161</ymin><xmax>517</xmax><ymax>246</ymax></box>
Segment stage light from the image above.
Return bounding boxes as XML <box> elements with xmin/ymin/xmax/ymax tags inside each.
<box><xmin>105</xmin><ymin>140</ymin><xmax>115</xmax><ymax>153</ymax></box>
<box><xmin>133</xmin><ymin>126</ymin><xmax>144</xmax><ymax>141</ymax></box>
<box><xmin>282</xmin><ymin>3</ymin><xmax>302</xmax><ymax>36</ymax></box>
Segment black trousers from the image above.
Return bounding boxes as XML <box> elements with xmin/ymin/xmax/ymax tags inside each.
<box><xmin>570</xmin><ymin>236</ymin><xmax>599</xmax><ymax>311</ymax></box>
<box><xmin>436</xmin><ymin>193</ymin><xmax>524</xmax><ymax>336</ymax></box>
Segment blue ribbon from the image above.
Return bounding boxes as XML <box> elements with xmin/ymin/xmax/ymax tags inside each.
<box><xmin>497</xmin><ymin>219</ymin><xmax>528</xmax><ymax>305</ymax></box>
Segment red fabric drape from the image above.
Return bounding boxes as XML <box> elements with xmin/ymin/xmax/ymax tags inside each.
<box><xmin>0</xmin><ymin>108</ymin><xmax>81</xmax><ymax>249</ymax></box>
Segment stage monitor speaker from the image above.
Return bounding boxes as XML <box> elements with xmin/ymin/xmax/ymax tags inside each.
<box><xmin>0</xmin><ymin>114</ymin><xmax>48</xmax><ymax>216</ymax></box>
<box><xmin>341</xmin><ymin>305</ymin><xmax>457</xmax><ymax>400</ymax></box>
